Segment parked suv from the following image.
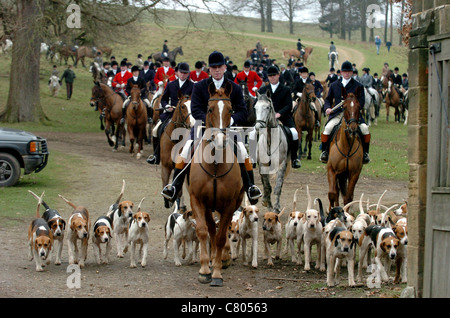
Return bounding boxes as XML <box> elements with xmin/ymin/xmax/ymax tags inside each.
<box><xmin>0</xmin><ymin>128</ymin><xmax>49</xmax><ymax>187</ymax></box>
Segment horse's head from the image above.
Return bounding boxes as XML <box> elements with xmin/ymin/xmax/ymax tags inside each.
<box><xmin>206</xmin><ymin>82</ymin><xmax>233</xmax><ymax>149</ymax></box>
<box><xmin>178</xmin><ymin>46</ymin><xmax>183</xmax><ymax>56</ymax></box>
<box><xmin>238</xmin><ymin>79</ymin><xmax>249</xmax><ymax>96</ymax></box>
<box><xmin>302</xmin><ymin>83</ymin><xmax>316</xmax><ymax>103</ymax></box>
<box><xmin>341</xmin><ymin>86</ymin><xmax>361</xmax><ymax>137</ymax></box>
<box><xmin>130</xmin><ymin>84</ymin><xmax>141</xmax><ymax>110</ymax></box>
<box><xmin>172</xmin><ymin>91</ymin><xmax>193</xmax><ymax>129</ymax></box>
<box><xmin>90</xmin><ymin>81</ymin><xmax>102</xmax><ymax>107</ymax></box>
<box><xmin>255</xmin><ymin>90</ymin><xmax>276</xmax><ymax>129</ymax></box>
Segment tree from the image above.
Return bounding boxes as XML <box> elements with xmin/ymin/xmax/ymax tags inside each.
<box><xmin>318</xmin><ymin>0</ymin><xmax>340</xmax><ymax>38</ymax></box>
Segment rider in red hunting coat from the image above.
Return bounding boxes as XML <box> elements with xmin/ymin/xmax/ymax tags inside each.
<box><xmin>154</xmin><ymin>56</ymin><xmax>176</xmax><ymax>88</ymax></box>
<box><xmin>112</xmin><ymin>60</ymin><xmax>132</xmax><ymax>99</ymax></box>
<box><xmin>234</xmin><ymin>60</ymin><xmax>262</xmax><ymax>97</ymax></box>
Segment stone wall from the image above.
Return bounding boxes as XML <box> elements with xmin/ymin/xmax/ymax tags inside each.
<box><xmin>407</xmin><ymin>0</ymin><xmax>450</xmax><ymax>298</ymax></box>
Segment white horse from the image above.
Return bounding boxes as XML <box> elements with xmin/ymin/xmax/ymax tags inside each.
<box><xmin>251</xmin><ymin>90</ymin><xmax>290</xmax><ymax>214</ymax></box>
<box><xmin>48</xmin><ymin>75</ymin><xmax>60</xmax><ymax>97</ymax></box>
<box><xmin>329</xmin><ymin>51</ymin><xmax>338</xmax><ymax>69</ymax></box>
<box><xmin>364</xmin><ymin>87</ymin><xmax>379</xmax><ymax>126</ymax></box>
<box><xmin>1</xmin><ymin>39</ymin><xmax>12</xmax><ymax>54</ymax></box>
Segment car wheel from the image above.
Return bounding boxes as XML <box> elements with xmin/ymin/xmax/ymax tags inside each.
<box><xmin>0</xmin><ymin>153</ymin><xmax>21</xmax><ymax>187</ymax></box>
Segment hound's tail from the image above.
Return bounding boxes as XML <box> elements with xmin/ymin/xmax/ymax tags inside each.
<box><xmin>58</xmin><ymin>194</ymin><xmax>77</xmax><ymax>210</ymax></box>
<box><xmin>34</xmin><ymin>191</ymin><xmax>45</xmax><ymax>218</ymax></box>
<box><xmin>28</xmin><ymin>190</ymin><xmax>50</xmax><ymax>210</ymax></box>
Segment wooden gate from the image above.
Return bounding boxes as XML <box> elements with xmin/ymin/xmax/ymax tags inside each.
<box><xmin>423</xmin><ymin>34</ymin><xmax>450</xmax><ymax>298</ymax></box>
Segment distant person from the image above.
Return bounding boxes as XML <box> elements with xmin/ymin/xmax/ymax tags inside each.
<box><xmin>234</xmin><ymin>60</ymin><xmax>263</xmax><ymax>97</ymax></box>
<box><xmin>386</xmin><ymin>41</ymin><xmax>392</xmax><ymax>53</ymax></box>
<box><xmin>375</xmin><ymin>36</ymin><xmax>381</xmax><ymax>55</ymax></box>
<box><xmin>162</xmin><ymin>39</ymin><xmax>169</xmax><ymax>58</ymax></box>
<box><xmin>297</xmin><ymin>38</ymin><xmax>305</xmax><ymax>59</ymax></box>
<box><xmin>60</xmin><ymin>65</ymin><xmax>76</xmax><ymax>100</ymax></box>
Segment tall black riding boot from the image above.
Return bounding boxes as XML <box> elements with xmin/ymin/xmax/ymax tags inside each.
<box><xmin>239</xmin><ymin>163</ymin><xmax>262</xmax><ymax>205</ymax></box>
<box><xmin>290</xmin><ymin>139</ymin><xmax>302</xmax><ymax>168</ymax></box>
<box><xmin>363</xmin><ymin>141</ymin><xmax>371</xmax><ymax>164</ymax></box>
<box><xmin>120</xmin><ymin>105</ymin><xmax>127</xmax><ymax>124</ymax></box>
<box><xmin>320</xmin><ymin>133</ymin><xmax>329</xmax><ymax>163</ymax></box>
<box><xmin>147</xmin><ymin>138</ymin><xmax>160</xmax><ymax>165</ymax></box>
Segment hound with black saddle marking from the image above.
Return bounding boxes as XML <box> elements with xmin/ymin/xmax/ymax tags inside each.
<box><xmin>28</xmin><ymin>192</ymin><xmax>54</xmax><ymax>272</ymax></box>
<box><xmin>59</xmin><ymin>194</ymin><xmax>90</xmax><ymax>268</ymax></box>
<box><xmin>28</xmin><ymin>190</ymin><xmax>65</xmax><ymax>265</ymax></box>
<box><xmin>92</xmin><ymin>216</ymin><xmax>113</xmax><ymax>265</ymax></box>
<box><xmin>106</xmin><ymin>180</ymin><xmax>134</xmax><ymax>258</ymax></box>
<box><xmin>326</xmin><ymin>226</ymin><xmax>356</xmax><ymax>287</ymax></box>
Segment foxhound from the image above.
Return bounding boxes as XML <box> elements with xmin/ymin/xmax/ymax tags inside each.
<box><xmin>238</xmin><ymin>196</ymin><xmax>259</xmax><ymax>269</ymax></box>
<box><xmin>326</xmin><ymin>226</ymin><xmax>356</xmax><ymax>287</ymax></box>
<box><xmin>92</xmin><ymin>216</ymin><xmax>113</xmax><ymax>265</ymax></box>
<box><xmin>229</xmin><ymin>209</ymin><xmax>241</xmax><ymax>261</ymax></box>
<box><xmin>392</xmin><ymin>219</ymin><xmax>408</xmax><ymax>283</ymax></box>
<box><xmin>28</xmin><ymin>190</ymin><xmax>65</xmax><ymax>265</ymax></box>
<box><xmin>28</xmin><ymin>192</ymin><xmax>53</xmax><ymax>272</ymax></box>
<box><xmin>128</xmin><ymin>198</ymin><xmax>150</xmax><ymax>268</ymax></box>
<box><xmin>106</xmin><ymin>180</ymin><xmax>134</xmax><ymax>258</ymax></box>
<box><xmin>357</xmin><ymin>225</ymin><xmax>400</xmax><ymax>283</ymax></box>
<box><xmin>262</xmin><ymin>208</ymin><xmax>285</xmax><ymax>266</ymax></box>
<box><xmin>163</xmin><ymin>202</ymin><xmax>198</xmax><ymax>266</ymax></box>
<box><xmin>285</xmin><ymin>189</ymin><xmax>304</xmax><ymax>264</ymax></box>
<box><xmin>59</xmin><ymin>195</ymin><xmax>90</xmax><ymax>268</ymax></box>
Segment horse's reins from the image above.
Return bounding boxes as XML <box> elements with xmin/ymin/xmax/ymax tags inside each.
<box><xmin>255</xmin><ymin>98</ymin><xmax>283</xmax><ymax>157</ymax></box>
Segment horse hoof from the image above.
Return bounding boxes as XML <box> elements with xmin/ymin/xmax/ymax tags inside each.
<box><xmin>198</xmin><ymin>273</ymin><xmax>212</xmax><ymax>284</ymax></box>
<box><xmin>210</xmin><ymin>278</ymin><xmax>223</xmax><ymax>287</ymax></box>
<box><xmin>222</xmin><ymin>258</ymin><xmax>231</xmax><ymax>269</ymax></box>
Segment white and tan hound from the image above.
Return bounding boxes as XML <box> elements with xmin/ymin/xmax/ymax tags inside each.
<box><xmin>128</xmin><ymin>198</ymin><xmax>150</xmax><ymax>268</ymax></box>
<box><xmin>262</xmin><ymin>208</ymin><xmax>285</xmax><ymax>266</ymax></box>
<box><xmin>238</xmin><ymin>195</ymin><xmax>259</xmax><ymax>268</ymax></box>
<box><xmin>285</xmin><ymin>189</ymin><xmax>304</xmax><ymax>264</ymax></box>
<box><xmin>326</xmin><ymin>226</ymin><xmax>356</xmax><ymax>287</ymax></box>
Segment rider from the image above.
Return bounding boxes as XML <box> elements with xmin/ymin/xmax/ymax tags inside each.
<box><xmin>328</xmin><ymin>41</ymin><xmax>337</xmax><ymax>60</ymax></box>
<box><xmin>326</xmin><ymin>67</ymin><xmax>338</xmax><ymax>87</ymax></box>
<box><xmin>256</xmin><ymin>65</ymin><xmax>302</xmax><ymax>169</ymax></box>
<box><xmin>234</xmin><ymin>60</ymin><xmax>263</xmax><ymax>98</ymax></box>
<box><xmin>297</xmin><ymin>38</ymin><xmax>305</xmax><ymax>59</ymax></box>
<box><xmin>112</xmin><ymin>60</ymin><xmax>132</xmax><ymax>100</ymax></box>
<box><xmin>189</xmin><ymin>61</ymin><xmax>209</xmax><ymax>83</ymax></box>
<box><xmin>361</xmin><ymin>68</ymin><xmax>378</xmax><ymax>104</ymax></box>
<box><xmin>161</xmin><ymin>51</ymin><xmax>262</xmax><ymax>204</ymax></box>
<box><xmin>120</xmin><ymin>65</ymin><xmax>152</xmax><ymax>124</ymax></box>
<box><xmin>292</xmin><ymin>67</ymin><xmax>320</xmax><ymax>127</ymax></box>
<box><xmin>154</xmin><ymin>56</ymin><xmax>176</xmax><ymax>89</ymax></box>
<box><xmin>320</xmin><ymin>60</ymin><xmax>371</xmax><ymax>165</ymax></box>
<box><xmin>162</xmin><ymin>40</ymin><xmax>169</xmax><ymax>58</ymax></box>
<box><xmin>147</xmin><ymin>62</ymin><xmax>194</xmax><ymax>165</ymax></box>
<box><xmin>309</xmin><ymin>71</ymin><xmax>324</xmax><ymax>111</ymax></box>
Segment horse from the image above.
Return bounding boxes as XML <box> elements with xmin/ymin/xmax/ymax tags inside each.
<box><xmin>382</xmin><ymin>71</ymin><xmax>402</xmax><ymax>123</ymax></box>
<box><xmin>293</xmin><ymin>83</ymin><xmax>316</xmax><ymax>160</ymax></box>
<box><xmin>327</xmin><ymin>87</ymin><xmax>364</xmax><ymax>210</ymax></box>
<box><xmin>90</xmin><ymin>82</ymin><xmax>108</xmax><ymax>131</ymax></box>
<box><xmin>48</xmin><ymin>75</ymin><xmax>60</xmax><ymax>97</ymax></box>
<box><xmin>126</xmin><ymin>85</ymin><xmax>148</xmax><ymax>159</ymax></box>
<box><xmin>149</xmin><ymin>79</ymin><xmax>166</xmax><ymax>145</ymax></box>
<box><xmin>363</xmin><ymin>87</ymin><xmax>379</xmax><ymax>126</ymax></box>
<box><xmin>237</xmin><ymin>79</ymin><xmax>256</xmax><ymax>127</ymax></box>
<box><xmin>301</xmin><ymin>47</ymin><xmax>313</xmax><ymax>65</ymax></box>
<box><xmin>152</xmin><ymin>46</ymin><xmax>183</xmax><ymax>64</ymax></box>
<box><xmin>188</xmin><ymin>81</ymin><xmax>244</xmax><ymax>287</ymax></box>
<box><xmin>254</xmin><ymin>90</ymin><xmax>290</xmax><ymax>214</ymax></box>
<box><xmin>97</xmin><ymin>46</ymin><xmax>112</xmax><ymax>58</ymax></box>
<box><xmin>329</xmin><ymin>51</ymin><xmax>338</xmax><ymax>69</ymax></box>
<box><xmin>75</xmin><ymin>46</ymin><xmax>101</xmax><ymax>68</ymax></box>
<box><xmin>160</xmin><ymin>93</ymin><xmax>193</xmax><ymax>208</ymax></box>
<box><xmin>91</xmin><ymin>82</ymin><xmax>126</xmax><ymax>150</ymax></box>
<box><xmin>56</xmin><ymin>44</ymin><xmax>77</xmax><ymax>65</ymax></box>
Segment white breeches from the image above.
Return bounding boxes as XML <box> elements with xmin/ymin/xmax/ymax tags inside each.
<box><xmin>249</xmin><ymin>127</ymin><xmax>298</xmax><ymax>141</ymax></box>
<box><xmin>179</xmin><ymin>136</ymin><xmax>249</xmax><ymax>162</ymax></box>
<box><xmin>323</xmin><ymin>113</ymin><xmax>369</xmax><ymax>135</ymax></box>
<box><xmin>153</xmin><ymin>120</ymin><xmax>162</xmax><ymax>137</ymax></box>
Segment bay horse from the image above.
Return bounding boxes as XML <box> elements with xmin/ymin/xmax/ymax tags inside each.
<box><xmin>254</xmin><ymin>90</ymin><xmax>290</xmax><ymax>214</ymax></box>
<box><xmin>237</xmin><ymin>79</ymin><xmax>256</xmax><ymax>127</ymax></box>
<box><xmin>160</xmin><ymin>93</ymin><xmax>193</xmax><ymax>208</ymax></box>
<box><xmin>293</xmin><ymin>83</ymin><xmax>316</xmax><ymax>160</ymax></box>
<box><xmin>382</xmin><ymin>71</ymin><xmax>402</xmax><ymax>123</ymax></box>
<box><xmin>75</xmin><ymin>46</ymin><xmax>101</xmax><ymax>68</ymax></box>
<box><xmin>327</xmin><ymin>87</ymin><xmax>364</xmax><ymax>210</ymax></box>
<box><xmin>301</xmin><ymin>47</ymin><xmax>313</xmax><ymax>65</ymax></box>
<box><xmin>152</xmin><ymin>46</ymin><xmax>183</xmax><ymax>64</ymax></box>
<box><xmin>127</xmin><ymin>85</ymin><xmax>148</xmax><ymax>159</ymax></box>
<box><xmin>91</xmin><ymin>82</ymin><xmax>126</xmax><ymax>150</ymax></box>
<box><xmin>189</xmin><ymin>81</ymin><xmax>243</xmax><ymax>287</ymax></box>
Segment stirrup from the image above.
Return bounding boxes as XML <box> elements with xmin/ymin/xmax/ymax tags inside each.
<box><xmin>120</xmin><ymin>117</ymin><xmax>125</xmax><ymax>124</ymax></box>
<box><xmin>247</xmin><ymin>185</ymin><xmax>262</xmax><ymax>201</ymax></box>
<box><xmin>363</xmin><ymin>153</ymin><xmax>371</xmax><ymax>164</ymax></box>
<box><xmin>147</xmin><ymin>155</ymin><xmax>157</xmax><ymax>165</ymax></box>
<box><xmin>320</xmin><ymin>151</ymin><xmax>328</xmax><ymax>163</ymax></box>
<box><xmin>161</xmin><ymin>184</ymin><xmax>176</xmax><ymax>201</ymax></box>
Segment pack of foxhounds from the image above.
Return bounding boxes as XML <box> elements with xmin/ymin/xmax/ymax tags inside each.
<box><xmin>27</xmin><ymin>180</ymin><xmax>408</xmax><ymax>288</ymax></box>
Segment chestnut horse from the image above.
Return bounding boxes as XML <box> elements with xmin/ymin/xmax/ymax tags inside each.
<box><xmin>382</xmin><ymin>71</ymin><xmax>402</xmax><ymax>123</ymax></box>
<box><xmin>282</xmin><ymin>47</ymin><xmax>313</xmax><ymax>64</ymax></box>
<box><xmin>189</xmin><ymin>82</ymin><xmax>244</xmax><ymax>287</ymax></box>
<box><xmin>160</xmin><ymin>93</ymin><xmax>193</xmax><ymax>208</ymax></box>
<box><xmin>327</xmin><ymin>87</ymin><xmax>364</xmax><ymax>210</ymax></box>
<box><xmin>127</xmin><ymin>85</ymin><xmax>148</xmax><ymax>159</ymax></box>
<box><xmin>91</xmin><ymin>82</ymin><xmax>125</xmax><ymax>150</ymax></box>
<box><xmin>293</xmin><ymin>83</ymin><xmax>316</xmax><ymax>160</ymax></box>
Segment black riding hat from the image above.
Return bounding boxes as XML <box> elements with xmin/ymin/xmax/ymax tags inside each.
<box><xmin>208</xmin><ymin>51</ymin><xmax>225</xmax><ymax>66</ymax></box>
<box><xmin>341</xmin><ymin>61</ymin><xmax>353</xmax><ymax>71</ymax></box>
<box><xmin>131</xmin><ymin>65</ymin><xmax>140</xmax><ymax>72</ymax></box>
<box><xmin>267</xmin><ymin>65</ymin><xmax>279</xmax><ymax>76</ymax></box>
<box><xmin>178</xmin><ymin>62</ymin><xmax>190</xmax><ymax>73</ymax></box>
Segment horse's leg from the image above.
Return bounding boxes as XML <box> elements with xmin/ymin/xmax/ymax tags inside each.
<box><xmin>327</xmin><ymin>167</ymin><xmax>338</xmax><ymax>209</ymax></box>
<box><xmin>307</xmin><ymin>131</ymin><xmax>313</xmax><ymax>160</ymax></box>
<box><xmin>260</xmin><ymin>172</ymin><xmax>272</xmax><ymax>210</ymax></box>
<box><xmin>128</xmin><ymin>126</ymin><xmax>135</xmax><ymax>154</ymax></box>
<box><xmin>191</xmin><ymin>196</ymin><xmax>212</xmax><ymax>284</ymax></box>
<box><xmin>104</xmin><ymin>121</ymin><xmax>114</xmax><ymax>147</ymax></box>
<box><xmin>273</xmin><ymin>161</ymin><xmax>288</xmax><ymax>214</ymax></box>
<box><xmin>211</xmin><ymin>206</ymin><xmax>234</xmax><ymax>286</ymax></box>
<box><xmin>386</xmin><ymin>100</ymin><xmax>390</xmax><ymax>123</ymax></box>
<box><xmin>161</xmin><ymin>164</ymin><xmax>171</xmax><ymax>209</ymax></box>
<box><xmin>344</xmin><ymin>171</ymin><xmax>361</xmax><ymax>206</ymax></box>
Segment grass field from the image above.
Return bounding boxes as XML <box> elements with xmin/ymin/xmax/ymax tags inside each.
<box><xmin>0</xmin><ymin>10</ymin><xmax>408</xmax><ymax>222</ymax></box>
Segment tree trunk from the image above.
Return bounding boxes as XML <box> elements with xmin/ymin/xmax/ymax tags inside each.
<box><xmin>399</xmin><ymin>0</ymin><xmax>404</xmax><ymax>45</ymax></box>
<box><xmin>258</xmin><ymin>0</ymin><xmax>266</xmax><ymax>32</ymax></box>
<box><xmin>360</xmin><ymin>0</ymin><xmax>367</xmax><ymax>42</ymax></box>
<box><xmin>384</xmin><ymin>0</ymin><xmax>389</xmax><ymax>42</ymax></box>
<box><xmin>338</xmin><ymin>0</ymin><xmax>346</xmax><ymax>40</ymax></box>
<box><xmin>266</xmin><ymin>0</ymin><xmax>273</xmax><ymax>33</ymax></box>
<box><xmin>1</xmin><ymin>0</ymin><xmax>46</xmax><ymax>123</ymax></box>
<box><xmin>389</xmin><ymin>1</ymin><xmax>393</xmax><ymax>43</ymax></box>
